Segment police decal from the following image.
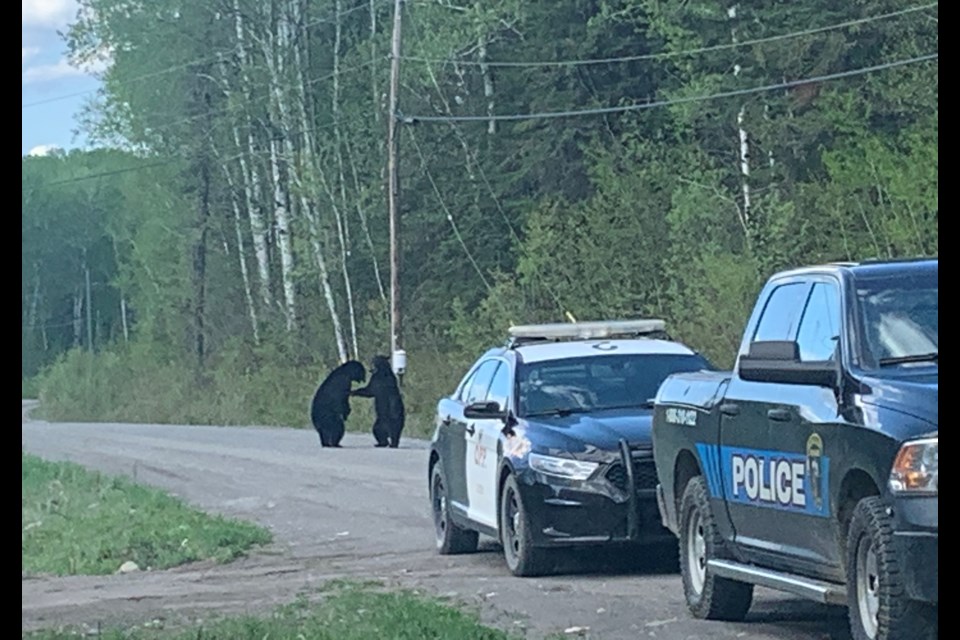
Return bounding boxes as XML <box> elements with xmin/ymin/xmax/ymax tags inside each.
<box><xmin>719</xmin><ymin>442</ymin><xmax>830</xmax><ymax>517</ymax></box>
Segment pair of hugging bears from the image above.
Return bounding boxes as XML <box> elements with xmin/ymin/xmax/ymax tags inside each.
<box><xmin>309</xmin><ymin>355</ymin><xmax>406</xmax><ymax>449</ymax></box>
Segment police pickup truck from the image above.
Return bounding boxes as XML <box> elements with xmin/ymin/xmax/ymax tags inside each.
<box><xmin>651</xmin><ymin>258</ymin><xmax>937</xmax><ymax>640</ymax></box>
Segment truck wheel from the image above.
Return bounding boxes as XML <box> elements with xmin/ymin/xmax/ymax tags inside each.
<box><xmin>500</xmin><ymin>474</ymin><xmax>552</xmax><ymax>577</ymax></box>
<box><xmin>846</xmin><ymin>497</ymin><xmax>937</xmax><ymax>640</ymax></box>
<box><xmin>679</xmin><ymin>476</ymin><xmax>753</xmax><ymax>621</ymax></box>
<box><xmin>431</xmin><ymin>463</ymin><xmax>479</xmax><ymax>554</ymax></box>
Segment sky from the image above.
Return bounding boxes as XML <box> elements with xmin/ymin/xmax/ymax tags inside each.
<box><xmin>22</xmin><ymin>0</ymin><xmax>103</xmax><ymax>157</ymax></box>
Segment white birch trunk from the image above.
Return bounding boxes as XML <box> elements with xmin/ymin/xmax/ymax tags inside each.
<box><xmin>332</xmin><ymin>0</ymin><xmax>360</xmax><ymax>358</ymax></box>
<box><xmin>278</xmin><ymin>0</ymin><xmax>347</xmax><ymax>360</ymax></box>
<box><xmin>217</xmin><ymin>145</ymin><xmax>262</xmax><ymax>344</ymax></box>
<box><xmin>120</xmin><ymin>296</ymin><xmax>129</xmax><ymax>343</ymax></box>
<box><xmin>478</xmin><ymin>38</ymin><xmax>496</xmax><ymax>135</ymax></box>
<box><xmin>728</xmin><ymin>4</ymin><xmax>751</xmax><ymax>231</ymax></box>
<box><xmin>258</xmin><ymin>1</ymin><xmax>299</xmax><ymax>331</ymax></box>
<box><xmin>344</xmin><ymin>137</ymin><xmax>387</xmax><ymax>302</ymax></box>
<box><xmin>234</xmin><ymin>0</ymin><xmax>274</xmax><ymax>309</ymax></box>
<box><xmin>73</xmin><ymin>289</ymin><xmax>83</xmax><ymax>348</ymax></box>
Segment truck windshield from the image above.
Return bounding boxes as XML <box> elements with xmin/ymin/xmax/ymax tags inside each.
<box><xmin>854</xmin><ymin>267</ymin><xmax>938</xmax><ymax>369</ymax></box>
<box><xmin>517</xmin><ymin>353</ymin><xmax>711</xmax><ymax>417</ymax></box>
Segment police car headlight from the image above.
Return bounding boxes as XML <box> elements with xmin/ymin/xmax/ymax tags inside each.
<box><xmin>889</xmin><ymin>436</ymin><xmax>938</xmax><ymax>495</ymax></box>
<box><xmin>528</xmin><ymin>453</ymin><xmax>599</xmax><ymax>481</ymax></box>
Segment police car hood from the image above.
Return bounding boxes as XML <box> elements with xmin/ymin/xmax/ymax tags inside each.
<box><xmin>522</xmin><ymin>407</ymin><xmax>652</xmax><ymax>460</ymax></box>
<box><xmin>860</xmin><ymin>371</ymin><xmax>938</xmax><ymax>428</ymax></box>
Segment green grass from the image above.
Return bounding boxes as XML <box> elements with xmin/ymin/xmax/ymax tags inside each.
<box><xmin>25</xmin><ymin>581</ymin><xmax>515</xmax><ymax>639</ymax></box>
<box><xmin>21</xmin><ymin>453</ymin><xmax>271</xmax><ymax>576</ymax></box>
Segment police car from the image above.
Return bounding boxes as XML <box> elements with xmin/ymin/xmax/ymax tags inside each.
<box><xmin>427</xmin><ymin>320</ymin><xmax>714</xmax><ymax>576</ymax></box>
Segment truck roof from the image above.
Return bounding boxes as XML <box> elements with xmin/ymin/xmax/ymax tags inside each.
<box><xmin>771</xmin><ymin>257</ymin><xmax>937</xmax><ymax>281</ymax></box>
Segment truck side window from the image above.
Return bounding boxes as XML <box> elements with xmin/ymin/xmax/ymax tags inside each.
<box><xmin>796</xmin><ymin>282</ymin><xmax>841</xmax><ymax>362</ymax></box>
<box><xmin>753</xmin><ymin>282</ymin><xmax>811</xmax><ymax>342</ymax></box>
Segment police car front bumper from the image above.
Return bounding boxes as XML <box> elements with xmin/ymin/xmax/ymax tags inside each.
<box><xmin>516</xmin><ymin>442</ymin><xmax>673</xmax><ymax>548</ymax></box>
<box><xmin>890</xmin><ymin>494</ymin><xmax>938</xmax><ymax>604</ymax></box>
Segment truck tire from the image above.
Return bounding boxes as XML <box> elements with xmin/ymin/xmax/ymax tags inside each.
<box><xmin>679</xmin><ymin>476</ymin><xmax>753</xmax><ymax>621</ymax></box>
<box><xmin>431</xmin><ymin>463</ymin><xmax>479</xmax><ymax>554</ymax></box>
<box><xmin>846</xmin><ymin>497</ymin><xmax>937</xmax><ymax>640</ymax></box>
<box><xmin>500</xmin><ymin>474</ymin><xmax>552</xmax><ymax>577</ymax></box>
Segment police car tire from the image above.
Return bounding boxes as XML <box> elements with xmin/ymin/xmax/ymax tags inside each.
<box><xmin>500</xmin><ymin>474</ymin><xmax>552</xmax><ymax>577</ymax></box>
<box><xmin>431</xmin><ymin>463</ymin><xmax>479</xmax><ymax>555</ymax></box>
<box><xmin>846</xmin><ymin>497</ymin><xmax>937</xmax><ymax>640</ymax></box>
<box><xmin>679</xmin><ymin>476</ymin><xmax>754</xmax><ymax>621</ymax></box>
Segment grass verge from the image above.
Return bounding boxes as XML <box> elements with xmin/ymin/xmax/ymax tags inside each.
<box><xmin>24</xmin><ymin>581</ymin><xmax>515</xmax><ymax>639</ymax></box>
<box><xmin>33</xmin><ymin>343</ymin><xmax>470</xmax><ymax>439</ymax></box>
<box><xmin>22</xmin><ymin>453</ymin><xmax>271</xmax><ymax>576</ymax></box>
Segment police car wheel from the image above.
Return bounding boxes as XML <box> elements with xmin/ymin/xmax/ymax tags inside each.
<box><xmin>430</xmin><ymin>463</ymin><xmax>478</xmax><ymax>555</ymax></box>
<box><xmin>500</xmin><ymin>474</ymin><xmax>552</xmax><ymax>577</ymax></box>
<box><xmin>846</xmin><ymin>497</ymin><xmax>936</xmax><ymax>640</ymax></box>
<box><xmin>679</xmin><ymin>476</ymin><xmax>753</xmax><ymax>621</ymax></box>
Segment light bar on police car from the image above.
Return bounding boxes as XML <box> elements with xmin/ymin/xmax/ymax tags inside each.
<box><xmin>508</xmin><ymin>319</ymin><xmax>666</xmax><ymax>342</ymax></box>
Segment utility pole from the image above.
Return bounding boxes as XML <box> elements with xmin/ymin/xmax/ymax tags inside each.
<box><xmin>387</xmin><ymin>0</ymin><xmax>405</xmax><ymax>381</ymax></box>
<box><xmin>83</xmin><ymin>249</ymin><xmax>93</xmax><ymax>351</ymax></box>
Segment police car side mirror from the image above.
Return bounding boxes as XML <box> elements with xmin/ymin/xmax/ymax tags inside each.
<box><xmin>464</xmin><ymin>401</ymin><xmax>507</xmax><ymax>420</ymax></box>
<box><xmin>739</xmin><ymin>340</ymin><xmax>838</xmax><ymax>388</ymax></box>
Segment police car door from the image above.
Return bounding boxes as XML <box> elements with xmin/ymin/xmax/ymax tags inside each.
<box><xmin>461</xmin><ymin>359</ymin><xmax>501</xmax><ymax>528</ymax></box>
<box><xmin>467</xmin><ymin>360</ymin><xmax>511</xmax><ymax>528</ymax></box>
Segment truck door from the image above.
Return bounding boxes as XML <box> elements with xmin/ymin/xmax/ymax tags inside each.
<box><xmin>720</xmin><ymin>281</ymin><xmax>813</xmax><ymax>560</ymax></box>
<box><xmin>723</xmin><ymin>278</ymin><xmax>846</xmax><ymax>578</ymax></box>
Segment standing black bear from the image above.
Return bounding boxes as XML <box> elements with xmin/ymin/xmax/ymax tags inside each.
<box><xmin>351</xmin><ymin>355</ymin><xmax>405</xmax><ymax>448</ymax></box>
<box><xmin>310</xmin><ymin>360</ymin><xmax>366</xmax><ymax>448</ymax></box>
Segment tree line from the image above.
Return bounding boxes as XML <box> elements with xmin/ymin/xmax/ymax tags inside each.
<box><xmin>22</xmin><ymin>0</ymin><xmax>938</xmax><ymax>428</ymax></box>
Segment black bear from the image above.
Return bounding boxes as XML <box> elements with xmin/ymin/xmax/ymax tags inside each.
<box><xmin>351</xmin><ymin>355</ymin><xmax>405</xmax><ymax>448</ymax></box>
<box><xmin>310</xmin><ymin>360</ymin><xmax>366</xmax><ymax>448</ymax></box>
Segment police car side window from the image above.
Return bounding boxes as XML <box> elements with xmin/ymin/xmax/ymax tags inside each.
<box><xmin>796</xmin><ymin>282</ymin><xmax>841</xmax><ymax>362</ymax></box>
<box><xmin>456</xmin><ymin>369</ymin><xmax>477</xmax><ymax>402</ymax></box>
<box><xmin>753</xmin><ymin>282</ymin><xmax>812</xmax><ymax>342</ymax></box>
<box><xmin>485</xmin><ymin>362</ymin><xmax>512</xmax><ymax>412</ymax></box>
<box><xmin>465</xmin><ymin>360</ymin><xmax>499</xmax><ymax>405</ymax></box>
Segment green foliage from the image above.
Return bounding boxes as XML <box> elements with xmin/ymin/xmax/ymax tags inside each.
<box><xmin>25</xmin><ymin>581</ymin><xmax>514</xmax><ymax>639</ymax></box>
<box><xmin>24</xmin><ymin>0</ymin><xmax>937</xmax><ymax>426</ymax></box>
<box><xmin>21</xmin><ymin>453</ymin><xmax>271</xmax><ymax>576</ymax></box>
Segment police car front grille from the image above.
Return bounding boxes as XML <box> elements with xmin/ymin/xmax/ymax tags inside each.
<box><xmin>605</xmin><ymin>459</ymin><xmax>658</xmax><ymax>492</ymax></box>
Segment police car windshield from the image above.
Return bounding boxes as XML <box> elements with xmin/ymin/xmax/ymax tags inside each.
<box><xmin>518</xmin><ymin>353</ymin><xmax>710</xmax><ymax>418</ymax></box>
<box><xmin>854</xmin><ymin>268</ymin><xmax>938</xmax><ymax>370</ymax></box>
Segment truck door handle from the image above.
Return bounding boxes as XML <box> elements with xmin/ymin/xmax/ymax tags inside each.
<box><xmin>767</xmin><ymin>408</ymin><xmax>791</xmax><ymax>422</ymax></box>
<box><xmin>720</xmin><ymin>403</ymin><xmax>740</xmax><ymax>417</ymax></box>
<box><xmin>465</xmin><ymin>424</ymin><xmax>476</xmax><ymax>436</ymax></box>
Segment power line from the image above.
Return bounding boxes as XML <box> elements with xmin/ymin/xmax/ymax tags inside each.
<box><xmin>407</xmin><ymin>127</ymin><xmax>491</xmax><ymax>290</ymax></box>
<box><xmin>402</xmin><ymin>53</ymin><xmax>938</xmax><ymax>123</ymax></box>
<box><xmin>400</xmin><ymin>2</ymin><xmax>937</xmax><ymax>69</ymax></box>
<box><xmin>21</xmin><ymin>0</ymin><xmax>382</xmax><ymax>109</ymax></box>
<box><xmin>27</xmin><ymin>111</ymin><xmax>367</xmax><ymax>188</ymax></box>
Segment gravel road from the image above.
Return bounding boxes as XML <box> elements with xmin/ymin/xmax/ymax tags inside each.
<box><xmin>22</xmin><ymin>401</ymin><xmax>851</xmax><ymax>639</ymax></box>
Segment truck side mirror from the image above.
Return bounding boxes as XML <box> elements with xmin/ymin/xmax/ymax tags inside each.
<box><xmin>739</xmin><ymin>340</ymin><xmax>838</xmax><ymax>388</ymax></box>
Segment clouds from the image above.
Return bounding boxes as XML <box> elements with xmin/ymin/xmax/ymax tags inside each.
<box><xmin>28</xmin><ymin>144</ymin><xmax>63</xmax><ymax>157</ymax></box>
<box><xmin>22</xmin><ymin>56</ymin><xmax>107</xmax><ymax>85</ymax></box>
<box><xmin>21</xmin><ymin>0</ymin><xmax>76</xmax><ymax>28</ymax></box>
<box><xmin>23</xmin><ymin>46</ymin><xmax>40</xmax><ymax>62</ymax></box>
